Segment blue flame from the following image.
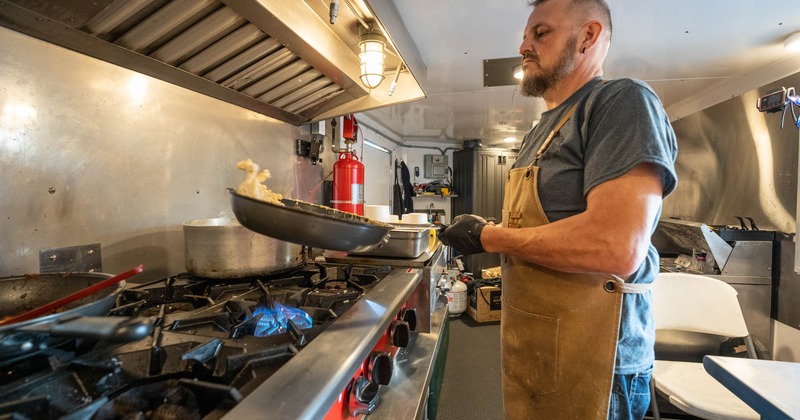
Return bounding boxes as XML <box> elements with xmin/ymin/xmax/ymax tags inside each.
<box><xmin>249</xmin><ymin>303</ymin><xmax>313</xmax><ymax>337</ymax></box>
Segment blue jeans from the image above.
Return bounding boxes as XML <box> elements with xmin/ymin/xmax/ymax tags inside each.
<box><xmin>608</xmin><ymin>367</ymin><xmax>653</xmax><ymax>420</ymax></box>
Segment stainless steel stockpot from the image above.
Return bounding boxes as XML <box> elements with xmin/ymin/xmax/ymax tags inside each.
<box><xmin>183</xmin><ymin>218</ymin><xmax>305</xmax><ymax>279</ymax></box>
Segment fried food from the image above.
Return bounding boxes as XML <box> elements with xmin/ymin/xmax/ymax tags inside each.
<box><xmin>236</xmin><ymin>159</ymin><xmax>285</xmax><ymax>205</ymax></box>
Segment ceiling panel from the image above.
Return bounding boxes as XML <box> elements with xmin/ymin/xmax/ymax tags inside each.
<box><xmin>365</xmin><ymin>0</ymin><xmax>800</xmax><ymax>146</ymax></box>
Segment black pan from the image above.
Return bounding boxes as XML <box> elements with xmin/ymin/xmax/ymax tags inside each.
<box><xmin>229</xmin><ymin>189</ymin><xmax>391</xmax><ymax>253</ymax></box>
<box><xmin>0</xmin><ymin>272</ymin><xmax>132</xmax><ymax>364</ymax></box>
<box><xmin>0</xmin><ymin>272</ymin><xmax>124</xmax><ymax>333</ymax></box>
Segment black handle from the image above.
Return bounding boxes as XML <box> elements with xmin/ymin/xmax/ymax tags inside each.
<box><xmin>390</xmin><ymin>320</ymin><xmax>411</xmax><ymax>348</ymax></box>
<box><xmin>402</xmin><ymin>308</ymin><xmax>418</xmax><ymax>332</ymax></box>
<box><xmin>47</xmin><ymin>316</ymin><xmax>153</xmax><ymax>342</ymax></box>
<box><xmin>369</xmin><ymin>351</ymin><xmax>394</xmax><ymax>385</ymax></box>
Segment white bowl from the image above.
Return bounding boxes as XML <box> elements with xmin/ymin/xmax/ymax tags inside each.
<box><xmin>404</xmin><ymin>213</ymin><xmax>429</xmax><ymax>224</ymax></box>
<box><xmin>365</xmin><ymin>205</ymin><xmax>391</xmax><ymax>222</ymax></box>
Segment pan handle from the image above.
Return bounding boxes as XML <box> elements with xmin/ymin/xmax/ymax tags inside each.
<box><xmin>21</xmin><ymin>316</ymin><xmax>154</xmax><ymax>343</ymax></box>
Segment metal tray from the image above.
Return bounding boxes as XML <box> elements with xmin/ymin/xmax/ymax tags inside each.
<box><xmin>229</xmin><ymin>189</ymin><xmax>392</xmax><ymax>253</ymax></box>
<box><xmin>350</xmin><ymin>226</ymin><xmax>434</xmax><ymax>258</ymax></box>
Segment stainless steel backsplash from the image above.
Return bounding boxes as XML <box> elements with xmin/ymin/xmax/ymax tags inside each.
<box><xmin>0</xmin><ymin>27</ymin><xmax>319</xmax><ymax>280</ymax></box>
<box><xmin>663</xmin><ymin>72</ymin><xmax>800</xmax><ymax>333</ymax></box>
<box><xmin>664</xmin><ymin>73</ymin><xmax>800</xmax><ymax>233</ymax></box>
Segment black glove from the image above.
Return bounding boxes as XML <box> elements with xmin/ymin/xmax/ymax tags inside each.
<box><xmin>438</xmin><ymin>214</ymin><xmax>487</xmax><ymax>255</ymax></box>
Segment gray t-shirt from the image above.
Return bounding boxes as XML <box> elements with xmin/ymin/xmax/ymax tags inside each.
<box><xmin>514</xmin><ymin>77</ymin><xmax>678</xmax><ymax>374</ymax></box>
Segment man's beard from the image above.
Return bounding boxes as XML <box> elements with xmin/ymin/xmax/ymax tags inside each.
<box><xmin>520</xmin><ymin>35</ymin><xmax>579</xmax><ymax>97</ymax></box>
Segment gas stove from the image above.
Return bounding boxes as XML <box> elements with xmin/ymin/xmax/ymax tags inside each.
<box><xmin>0</xmin><ymin>260</ymin><xmax>431</xmax><ymax>420</ymax></box>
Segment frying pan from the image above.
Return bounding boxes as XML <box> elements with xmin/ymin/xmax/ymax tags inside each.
<box><xmin>229</xmin><ymin>189</ymin><xmax>392</xmax><ymax>253</ymax></box>
<box><xmin>0</xmin><ymin>272</ymin><xmax>125</xmax><ymax>334</ymax></box>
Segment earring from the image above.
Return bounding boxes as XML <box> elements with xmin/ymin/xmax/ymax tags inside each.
<box><xmin>580</xmin><ymin>47</ymin><xmax>586</xmax><ymax>54</ymax></box>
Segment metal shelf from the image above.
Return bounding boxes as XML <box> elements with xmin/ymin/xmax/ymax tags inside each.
<box><xmin>415</xmin><ymin>194</ymin><xmax>458</xmax><ymax>198</ymax></box>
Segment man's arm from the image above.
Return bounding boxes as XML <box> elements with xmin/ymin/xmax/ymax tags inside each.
<box><xmin>481</xmin><ymin>162</ymin><xmax>664</xmax><ymax>276</ymax></box>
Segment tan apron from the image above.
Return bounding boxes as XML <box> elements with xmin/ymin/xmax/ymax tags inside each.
<box><xmin>500</xmin><ymin>104</ymin><xmax>650</xmax><ymax>419</ymax></box>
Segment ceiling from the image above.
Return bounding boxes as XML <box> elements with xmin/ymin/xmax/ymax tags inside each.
<box><xmin>364</xmin><ymin>0</ymin><xmax>800</xmax><ymax>147</ymax></box>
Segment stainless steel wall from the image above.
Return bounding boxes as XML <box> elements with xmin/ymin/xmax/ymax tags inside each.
<box><xmin>663</xmin><ymin>73</ymin><xmax>800</xmax><ymax>233</ymax></box>
<box><xmin>663</xmin><ymin>72</ymin><xmax>800</xmax><ymax>335</ymax></box>
<box><xmin>0</xmin><ymin>27</ymin><xmax>319</xmax><ymax>281</ymax></box>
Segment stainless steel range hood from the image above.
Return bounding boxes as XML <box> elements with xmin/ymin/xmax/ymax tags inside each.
<box><xmin>0</xmin><ymin>0</ymin><xmax>426</xmax><ymax>126</ymax></box>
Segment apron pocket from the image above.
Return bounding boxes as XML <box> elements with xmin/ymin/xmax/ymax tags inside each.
<box><xmin>501</xmin><ymin>299</ymin><xmax>559</xmax><ymax>396</ymax></box>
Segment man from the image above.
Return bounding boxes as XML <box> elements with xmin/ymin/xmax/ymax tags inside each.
<box><xmin>438</xmin><ymin>0</ymin><xmax>677</xmax><ymax>419</ymax></box>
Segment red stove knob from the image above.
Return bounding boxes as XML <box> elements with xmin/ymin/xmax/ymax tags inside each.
<box><xmin>401</xmin><ymin>308</ymin><xmax>417</xmax><ymax>331</ymax></box>
<box><xmin>368</xmin><ymin>351</ymin><xmax>393</xmax><ymax>386</ymax></box>
<box><xmin>390</xmin><ymin>320</ymin><xmax>410</xmax><ymax>348</ymax></box>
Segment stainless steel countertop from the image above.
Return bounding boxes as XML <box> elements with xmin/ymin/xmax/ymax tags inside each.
<box><xmin>369</xmin><ymin>295</ymin><xmax>449</xmax><ymax>419</ymax></box>
<box><xmin>220</xmin><ymin>267</ymin><xmax>423</xmax><ymax>420</ymax></box>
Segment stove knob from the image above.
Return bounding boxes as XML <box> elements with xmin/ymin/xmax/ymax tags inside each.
<box><xmin>390</xmin><ymin>319</ymin><xmax>410</xmax><ymax>348</ymax></box>
<box><xmin>350</xmin><ymin>376</ymin><xmax>379</xmax><ymax>415</ymax></box>
<box><xmin>369</xmin><ymin>351</ymin><xmax>393</xmax><ymax>386</ymax></box>
<box><xmin>401</xmin><ymin>308</ymin><xmax>418</xmax><ymax>331</ymax></box>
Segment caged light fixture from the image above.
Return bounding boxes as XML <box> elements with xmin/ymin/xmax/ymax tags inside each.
<box><xmin>359</xmin><ymin>23</ymin><xmax>387</xmax><ymax>89</ymax></box>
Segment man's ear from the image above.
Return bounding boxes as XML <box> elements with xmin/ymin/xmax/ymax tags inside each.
<box><xmin>580</xmin><ymin>20</ymin><xmax>603</xmax><ymax>52</ymax></box>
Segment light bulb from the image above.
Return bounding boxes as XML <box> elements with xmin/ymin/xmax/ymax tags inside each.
<box><xmin>359</xmin><ymin>28</ymin><xmax>386</xmax><ymax>89</ymax></box>
<box><xmin>785</xmin><ymin>32</ymin><xmax>800</xmax><ymax>52</ymax></box>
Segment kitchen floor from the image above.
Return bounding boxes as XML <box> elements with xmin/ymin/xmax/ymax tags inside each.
<box><xmin>436</xmin><ymin>315</ymin><xmax>503</xmax><ymax>420</ymax></box>
<box><xmin>433</xmin><ymin>314</ymin><xmax>697</xmax><ymax>420</ymax></box>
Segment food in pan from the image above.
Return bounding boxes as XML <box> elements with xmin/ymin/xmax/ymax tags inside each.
<box><xmin>235</xmin><ymin>159</ymin><xmax>284</xmax><ymax>206</ymax></box>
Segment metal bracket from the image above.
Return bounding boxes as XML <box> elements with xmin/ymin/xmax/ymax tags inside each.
<box><xmin>295</xmin><ymin>134</ymin><xmax>324</xmax><ymax>165</ymax></box>
<box><xmin>39</xmin><ymin>243</ymin><xmax>102</xmax><ymax>273</ymax></box>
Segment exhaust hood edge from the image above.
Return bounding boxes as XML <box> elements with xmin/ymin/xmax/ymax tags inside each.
<box><xmin>0</xmin><ymin>3</ymin><xmax>307</xmax><ymax>126</ymax></box>
<box><xmin>1</xmin><ymin>0</ymin><xmax>428</xmax><ymax>127</ymax></box>
<box><xmin>221</xmin><ymin>0</ymin><xmax>368</xmax><ymax>101</ymax></box>
<box><xmin>312</xmin><ymin>91</ymin><xmax>427</xmax><ymax>123</ymax></box>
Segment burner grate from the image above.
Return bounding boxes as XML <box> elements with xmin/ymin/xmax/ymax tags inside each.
<box><xmin>0</xmin><ymin>262</ymin><xmax>399</xmax><ymax>419</ymax></box>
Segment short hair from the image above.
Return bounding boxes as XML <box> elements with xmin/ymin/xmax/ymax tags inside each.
<box><xmin>528</xmin><ymin>0</ymin><xmax>613</xmax><ymax>37</ymax></box>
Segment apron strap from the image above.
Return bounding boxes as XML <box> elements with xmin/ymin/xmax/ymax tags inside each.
<box><xmin>533</xmin><ymin>102</ymin><xmax>580</xmax><ymax>165</ymax></box>
<box><xmin>606</xmin><ymin>275</ymin><xmax>652</xmax><ymax>294</ymax></box>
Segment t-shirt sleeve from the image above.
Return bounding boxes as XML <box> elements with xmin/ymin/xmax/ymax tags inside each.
<box><xmin>582</xmin><ymin>80</ymin><xmax>678</xmax><ymax>197</ymax></box>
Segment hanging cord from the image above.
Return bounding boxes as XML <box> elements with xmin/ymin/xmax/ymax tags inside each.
<box><xmin>503</xmin><ymin>88</ymin><xmax>519</xmax><ymax>141</ymax></box>
<box><xmin>789</xmin><ymin>87</ymin><xmax>800</xmax><ymax>129</ymax></box>
<box><xmin>445</xmin><ymin>166</ymin><xmax>453</xmax><ymax>189</ymax></box>
<box><xmin>779</xmin><ymin>87</ymin><xmax>800</xmax><ymax>129</ymax></box>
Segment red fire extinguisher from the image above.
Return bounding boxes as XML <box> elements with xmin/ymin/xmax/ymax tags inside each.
<box><xmin>332</xmin><ymin>115</ymin><xmax>365</xmax><ymax>215</ymax></box>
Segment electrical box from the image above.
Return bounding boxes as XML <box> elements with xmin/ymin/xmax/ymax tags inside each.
<box><xmin>309</xmin><ymin>120</ymin><xmax>325</xmax><ymax>135</ymax></box>
<box><xmin>424</xmin><ymin>154</ymin><xmax>449</xmax><ymax>178</ymax></box>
